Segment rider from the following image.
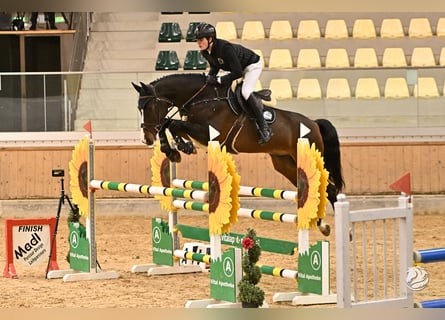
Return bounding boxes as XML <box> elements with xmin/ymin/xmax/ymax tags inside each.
<box><xmin>194</xmin><ymin>22</ymin><xmax>272</xmax><ymax>144</ymax></box>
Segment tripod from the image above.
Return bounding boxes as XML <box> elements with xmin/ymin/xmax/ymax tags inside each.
<box><xmin>45</xmin><ymin>174</ymin><xmax>75</xmax><ymax>279</ymax></box>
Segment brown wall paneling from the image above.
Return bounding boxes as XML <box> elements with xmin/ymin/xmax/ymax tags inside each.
<box><xmin>1</xmin><ymin>142</ymin><xmax>445</xmax><ymax>200</ymax></box>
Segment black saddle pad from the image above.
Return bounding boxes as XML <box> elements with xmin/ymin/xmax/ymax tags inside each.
<box><xmin>226</xmin><ymin>83</ymin><xmax>276</xmax><ymax>124</ymax></box>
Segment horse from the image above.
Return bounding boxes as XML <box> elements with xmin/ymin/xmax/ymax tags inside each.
<box><xmin>132</xmin><ymin>73</ymin><xmax>344</xmax><ymax>236</ymax></box>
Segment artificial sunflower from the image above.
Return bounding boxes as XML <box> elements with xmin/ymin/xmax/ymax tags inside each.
<box><xmin>296</xmin><ymin>139</ymin><xmax>321</xmax><ymax>230</ymax></box>
<box><xmin>69</xmin><ymin>137</ymin><xmax>90</xmax><ymax>216</ymax></box>
<box><xmin>312</xmin><ymin>144</ymin><xmax>329</xmax><ymax>221</ymax></box>
<box><xmin>150</xmin><ymin>140</ymin><xmax>175</xmax><ymax>212</ymax></box>
<box><xmin>207</xmin><ymin>142</ymin><xmax>233</xmax><ymax>235</ymax></box>
<box><xmin>225</xmin><ymin>150</ymin><xmax>240</xmax><ymax>226</ymax></box>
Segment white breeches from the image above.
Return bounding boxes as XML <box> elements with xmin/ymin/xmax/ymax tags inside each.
<box><xmin>241</xmin><ymin>59</ymin><xmax>262</xmax><ymax>100</ymax></box>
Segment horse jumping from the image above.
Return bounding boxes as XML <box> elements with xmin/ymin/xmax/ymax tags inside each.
<box><xmin>132</xmin><ymin>73</ymin><xmax>344</xmax><ymax>235</ymax></box>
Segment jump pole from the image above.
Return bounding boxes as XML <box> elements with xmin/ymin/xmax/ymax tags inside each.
<box><xmin>163</xmin><ymin>135</ymin><xmax>334</xmax><ymax>306</ymax></box>
<box><xmin>413</xmin><ymin>247</ymin><xmax>445</xmax><ymax>308</ymax></box>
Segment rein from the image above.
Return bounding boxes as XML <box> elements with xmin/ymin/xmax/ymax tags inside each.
<box><xmin>162</xmin><ymin>82</ymin><xmax>209</xmax><ymax>122</ymax></box>
<box><xmin>140</xmin><ymin>81</ymin><xmax>230</xmax><ymax>133</ymax></box>
<box><xmin>140</xmin><ymin>82</ymin><xmax>209</xmax><ymax>132</ymax></box>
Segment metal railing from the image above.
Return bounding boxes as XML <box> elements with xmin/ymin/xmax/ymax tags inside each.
<box><xmin>0</xmin><ymin>67</ymin><xmax>445</xmax><ymax>135</ymax></box>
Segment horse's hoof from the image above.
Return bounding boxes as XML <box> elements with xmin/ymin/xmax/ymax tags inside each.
<box><xmin>160</xmin><ymin>145</ymin><xmax>171</xmax><ymax>154</ymax></box>
<box><xmin>184</xmin><ymin>142</ymin><xmax>194</xmax><ymax>154</ymax></box>
<box><xmin>167</xmin><ymin>150</ymin><xmax>181</xmax><ymax>162</ymax></box>
<box><xmin>318</xmin><ymin>223</ymin><xmax>331</xmax><ymax>237</ymax></box>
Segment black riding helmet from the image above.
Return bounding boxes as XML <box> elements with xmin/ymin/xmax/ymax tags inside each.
<box><xmin>194</xmin><ymin>23</ymin><xmax>217</xmax><ymax>40</ymax></box>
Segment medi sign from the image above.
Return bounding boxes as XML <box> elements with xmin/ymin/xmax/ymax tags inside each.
<box><xmin>3</xmin><ymin>218</ymin><xmax>59</xmax><ymax>278</ymax></box>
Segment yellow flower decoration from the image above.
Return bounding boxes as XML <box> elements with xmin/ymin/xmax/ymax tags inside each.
<box><xmin>69</xmin><ymin>137</ymin><xmax>90</xmax><ymax>217</ymax></box>
<box><xmin>208</xmin><ymin>142</ymin><xmax>233</xmax><ymax>235</ymax></box>
<box><xmin>296</xmin><ymin>139</ymin><xmax>321</xmax><ymax>230</ymax></box>
<box><xmin>150</xmin><ymin>140</ymin><xmax>175</xmax><ymax>212</ymax></box>
<box><xmin>225</xmin><ymin>151</ymin><xmax>240</xmax><ymax>226</ymax></box>
<box><xmin>312</xmin><ymin>144</ymin><xmax>329</xmax><ymax>221</ymax></box>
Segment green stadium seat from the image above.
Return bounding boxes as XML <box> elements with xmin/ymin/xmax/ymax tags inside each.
<box><xmin>186</xmin><ymin>22</ymin><xmax>201</xmax><ymax>42</ymax></box>
<box><xmin>155</xmin><ymin>50</ymin><xmax>179</xmax><ymax>70</ymax></box>
<box><xmin>158</xmin><ymin>22</ymin><xmax>182</xmax><ymax>42</ymax></box>
<box><xmin>183</xmin><ymin>50</ymin><xmax>208</xmax><ymax>70</ymax></box>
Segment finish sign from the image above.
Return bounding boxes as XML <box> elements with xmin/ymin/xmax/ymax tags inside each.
<box><xmin>13</xmin><ymin>224</ymin><xmax>51</xmax><ymax>267</ymax></box>
<box><xmin>4</xmin><ymin>218</ymin><xmax>59</xmax><ymax>277</ymax></box>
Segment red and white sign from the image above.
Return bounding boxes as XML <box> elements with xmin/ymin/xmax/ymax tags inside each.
<box><xmin>3</xmin><ymin>218</ymin><xmax>59</xmax><ymax>278</ymax></box>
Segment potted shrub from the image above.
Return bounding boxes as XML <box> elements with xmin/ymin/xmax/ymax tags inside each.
<box><xmin>237</xmin><ymin>228</ymin><xmax>265</xmax><ymax>308</ymax></box>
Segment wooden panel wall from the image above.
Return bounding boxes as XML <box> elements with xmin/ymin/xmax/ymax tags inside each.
<box><xmin>1</xmin><ymin>142</ymin><xmax>444</xmax><ymax>200</ymax></box>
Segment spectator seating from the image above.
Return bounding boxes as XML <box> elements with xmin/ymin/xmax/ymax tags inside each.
<box><xmin>413</xmin><ymin>77</ymin><xmax>440</xmax><ymax>98</ymax></box>
<box><xmin>384</xmin><ymin>77</ymin><xmax>410</xmax><ymax>99</ymax></box>
<box><xmin>296</xmin><ymin>48</ymin><xmax>322</xmax><ymax>68</ymax></box>
<box><xmin>254</xmin><ymin>80</ymin><xmax>263</xmax><ymax>91</ymax></box>
<box><xmin>355</xmin><ymin>78</ymin><xmax>381</xmax><ymax>99</ymax></box>
<box><xmin>158</xmin><ymin>22</ymin><xmax>182</xmax><ymax>42</ymax></box>
<box><xmin>408</xmin><ymin>18</ymin><xmax>433</xmax><ymax>38</ymax></box>
<box><xmin>324</xmin><ymin>19</ymin><xmax>349</xmax><ymax>39</ymax></box>
<box><xmin>325</xmin><ymin>48</ymin><xmax>350</xmax><ymax>68</ymax></box>
<box><xmin>296</xmin><ymin>19</ymin><xmax>321</xmax><ymax>39</ymax></box>
<box><xmin>354</xmin><ymin>48</ymin><xmax>379</xmax><ymax>67</ymax></box>
<box><xmin>241</xmin><ymin>20</ymin><xmax>266</xmax><ymax>40</ymax></box>
<box><xmin>382</xmin><ymin>48</ymin><xmax>407</xmax><ymax>67</ymax></box>
<box><xmin>186</xmin><ymin>22</ymin><xmax>201</xmax><ymax>42</ymax></box>
<box><xmin>269</xmin><ymin>20</ymin><xmax>293</xmax><ymax>40</ymax></box>
<box><xmin>268</xmin><ymin>48</ymin><xmax>293</xmax><ymax>69</ymax></box>
<box><xmin>436</xmin><ymin>17</ymin><xmax>445</xmax><ymax>37</ymax></box>
<box><xmin>352</xmin><ymin>19</ymin><xmax>377</xmax><ymax>39</ymax></box>
<box><xmin>296</xmin><ymin>78</ymin><xmax>322</xmax><ymax>100</ymax></box>
<box><xmin>215</xmin><ymin>21</ymin><xmax>237</xmax><ymax>40</ymax></box>
<box><xmin>410</xmin><ymin>47</ymin><xmax>436</xmax><ymax>67</ymax></box>
<box><xmin>326</xmin><ymin>78</ymin><xmax>352</xmax><ymax>99</ymax></box>
<box><xmin>439</xmin><ymin>47</ymin><xmax>445</xmax><ymax>66</ymax></box>
<box><xmin>155</xmin><ymin>50</ymin><xmax>180</xmax><ymax>70</ymax></box>
<box><xmin>269</xmin><ymin>78</ymin><xmax>293</xmax><ymax>100</ymax></box>
<box><xmin>183</xmin><ymin>50</ymin><xmax>207</xmax><ymax>70</ymax></box>
<box><xmin>380</xmin><ymin>18</ymin><xmax>405</xmax><ymax>38</ymax></box>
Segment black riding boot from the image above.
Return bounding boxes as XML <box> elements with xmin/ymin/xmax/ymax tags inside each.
<box><xmin>247</xmin><ymin>94</ymin><xmax>272</xmax><ymax>144</ymax></box>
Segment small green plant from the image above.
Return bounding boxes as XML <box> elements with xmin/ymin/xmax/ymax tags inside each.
<box><xmin>237</xmin><ymin>228</ymin><xmax>265</xmax><ymax>307</ymax></box>
<box><xmin>66</xmin><ymin>204</ymin><xmax>84</xmax><ymax>263</ymax></box>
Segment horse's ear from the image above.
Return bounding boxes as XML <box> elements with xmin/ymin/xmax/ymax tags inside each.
<box><xmin>140</xmin><ymin>82</ymin><xmax>151</xmax><ymax>92</ymax></box>
<box><xmin>132</xmin><ymin>82</ymin><xmax>141</xmax><ymax>93</ymax></box>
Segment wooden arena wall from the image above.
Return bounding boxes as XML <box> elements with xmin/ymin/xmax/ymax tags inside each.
<box><xmin>0</xmin><ymin>142</ymin><xmax>444</xmax><ymax>200</ymax></box>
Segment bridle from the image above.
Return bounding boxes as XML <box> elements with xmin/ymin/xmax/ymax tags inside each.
<box><xmin>138</xmin><ymin>94</ymin><xmax>174</xmax><ymax>132</ymax></box>
<box><xmin>138</xmin><ymin>82</ymin><xmax>209</xmax><ymax>133</ymax></box>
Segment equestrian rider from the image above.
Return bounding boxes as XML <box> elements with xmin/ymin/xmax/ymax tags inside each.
<box><xmin>194</xmin><ymin>22</ymin><xmax>272</xmax><ymax>144</ymax></box>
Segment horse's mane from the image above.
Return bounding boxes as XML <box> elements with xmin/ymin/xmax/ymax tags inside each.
<box><xmin>150</xmin><ymin>73</ymin><xmax>206</xmax><ymax>85</ymax></box>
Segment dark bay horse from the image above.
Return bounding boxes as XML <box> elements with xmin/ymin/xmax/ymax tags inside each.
<box><xmin>132</xmin><ymin>73</ymin><xmax>344</xmax><ymax>236</ymax></box>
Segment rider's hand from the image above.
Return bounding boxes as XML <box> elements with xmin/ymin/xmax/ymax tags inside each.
<box><xmin>206</xmin><ymin>74</ymin><xmax>220</xmax><ymax>85</ymax></box>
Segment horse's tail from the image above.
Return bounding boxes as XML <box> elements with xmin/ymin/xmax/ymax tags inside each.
<box><xmin>315</xmin><ymin>118</ymin><xmax>345</xmax><ymax>195</ymax></box>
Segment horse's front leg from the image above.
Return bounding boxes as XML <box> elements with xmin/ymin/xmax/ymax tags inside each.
<box><xmin>158</xmin><ymin>127</ymin><xmax>182</xmax><ymax>162</ymax></box>
<box><xmin>168</xmin><ymin>120</ymin><xmax>197</xmax><ymax>155</ymax></box>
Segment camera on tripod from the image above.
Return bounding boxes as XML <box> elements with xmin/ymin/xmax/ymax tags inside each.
<box><xmin>52</xmin><ymin>169</ymin><xmax>64</xmax><ymax>177</ymax></box>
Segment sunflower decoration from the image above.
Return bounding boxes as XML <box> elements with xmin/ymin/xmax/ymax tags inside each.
<box><xmin>207</xmin><ymin>142</ymin><xmax>235</xmax><ymax>235</ymax></box>
<box><xmin>312</xmin><ymin>143</ymin><xmax>329</xmax><ymax>221</ymax></box>
<box><xmin>69</xmin><ymin>137</ymin><xmax>90</xmax><ymax>217</ymax></box>
<box><xmin>296</xmin><ymin>139</ymin><xmax>321</xmax><ymax>230</ymax></box>
<box><xmin>150</xmin><ymin>140</ymin><xmax>175</xmax><ymax>212</ymax></box>
<box><xmin>225</xmin><ymin>151</ymin><xmax>241</xmax><ymax>226</ymax></box>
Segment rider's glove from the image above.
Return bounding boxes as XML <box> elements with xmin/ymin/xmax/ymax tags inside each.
<box><xmin>206</xmin><ymin>74</ymin><xmax>220</xmax><ymax>85</ymax></box>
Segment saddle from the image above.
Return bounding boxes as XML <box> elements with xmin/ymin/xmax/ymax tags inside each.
<box><xmin>227</xmin><ymin>79</ymin><xmax>276</xmax><ymax>124</ymax></box>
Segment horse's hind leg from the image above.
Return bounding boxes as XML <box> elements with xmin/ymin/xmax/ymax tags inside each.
<box><xmin>270</xmin><ymin>154</ymin><xmax>331</xmax><ymax>237</ymax></box>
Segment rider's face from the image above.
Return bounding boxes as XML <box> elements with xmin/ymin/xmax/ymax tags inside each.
<box><xmin>196</xmin><ymin>37</ymin><xmax>211</xmax><ymax>51</ymax></box>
